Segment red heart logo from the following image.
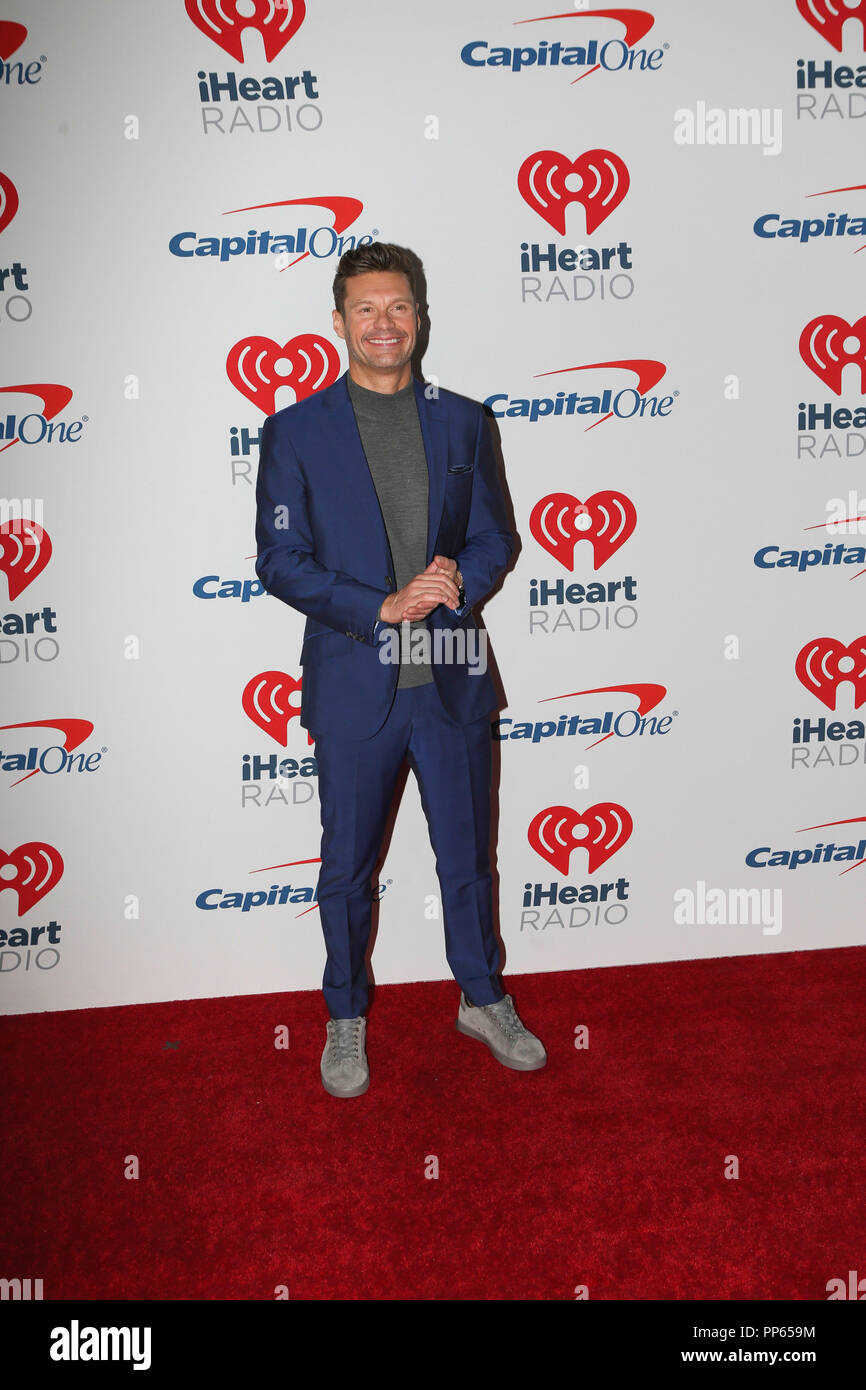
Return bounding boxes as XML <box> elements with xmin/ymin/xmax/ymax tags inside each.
<box><xmin>0</xmin><ymin>520</ymin><xmax>52</xmax><ymax>600</ymax></box>
<box><xmin>528</xmin><ymin>804</ymin><xmax>632</xmax><ymax>876</ymax></box>
<box><xmin>0</xmin><ymin>21</ymin><xmax>27</xmax><ymax>61</ymax></box>
<box><xmin>0</xmin><ymin>842</ymin><xmax>64</xmax><ymax>916</ymax></box>
<box><xmin>0</xmin><ymin>171</ymin><xmax>19</xmax><ymax>236</ymax></box>
<box><xmin>795</xmin><ymin>636</ymin><xmax>866</xmax><ymax>710</ymax></box>
<box><xmin>243</xmin><ymin>670</ymin><xmax>314</xmax><ymax>746</ymax></box>
<box><xmin>799</xmin><ymin>314</ymin><xmax>866</xmax><ymax>396</ymax></box>
<box><xmin>185</xmin><ymin>0</ymin><xmax>306</xmax><ymax>63</ymax></box>
<box><xmin>518</xmin><ymin>149</ymin><xmax>629</xmax><ymax>236</ymax></box>
<box><xmin>796</xmin><ymin>0</ymin><xmax>866</xmax><ymax>51</ymax></box>
<box><xmin>227</xmin><ymin>334</ymin><xmax>340</xmax><ymax>415</ymax></box>
<box><xmin>529</xmin><ymin>491</ymin><xmax>636</xmax><ymax>570</ymax></box>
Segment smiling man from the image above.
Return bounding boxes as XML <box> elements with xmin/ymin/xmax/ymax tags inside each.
<box><xmin>255</xmin><ymin>241</ymin><xmax>546</xmax><ymax>1097</ymax></box>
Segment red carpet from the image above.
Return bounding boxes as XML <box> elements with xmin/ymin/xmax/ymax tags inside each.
<box><xmin>2</xmin><ymin>947</ymin><xmax>864</xmax><ymax>1301</ymax></box>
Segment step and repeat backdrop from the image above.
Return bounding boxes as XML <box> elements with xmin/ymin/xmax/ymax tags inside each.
<box><xmin>2</xmin><ymin>0</ymin><xmax>866</xmax><ymax>1015</ymax></box>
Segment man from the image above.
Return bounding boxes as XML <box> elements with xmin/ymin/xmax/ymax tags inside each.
<box><xmin>255</xmin><ymin>242</ymin><xmax>546</xmax><ymax>1097</ymax></box>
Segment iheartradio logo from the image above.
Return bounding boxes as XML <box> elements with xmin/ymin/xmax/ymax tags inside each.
<box><xmin>795</xmin><ymin>636</ymin><xmax>866</xmax><ymax>709</ymax></box>
<box><xmin>0</xmin><ymin>519</ymin><xmax>51</xmax><ymax>599</ymax></box>
<box><xmin>796</xmin><ymin>0</ymin><xmax>866</xmax><ymax>50</ymax></box>
<box><xmin>529</xmin><ymin>491</ymin><xmax>636</xmax><ymax>570</ymax></box>
<box><xmin>799</xmin><ymin>315</ymin><xmax>866</xmax><ymax>395</ymax></box>
<box><xmin>518</xmin><ymin>149</ymin><xmax>629</xmax><ymax>235</ymax></box>
<box><xmin>243</xmin><ymin>670</ymin><xmax>313</xmax><ymax>746</ymax></box>
<box><xmin>0</xmin><ymin>842</ymin><xmax>63</xmax><ymax>916</ymax></box>
<box><xmin>528</xmin><ymin>803</ymin><xmax>632</xmax><ymax>875</ymax></box>
<box><xmin>227</xmin><ymin>334</ymin><xmax>340</xmax><ymax>413</ymax></box>
<box><xmin>185</xmin><ymin>0</ymin><xmax>306</xmax><ymax>61</ymax></box>
<box><xmin>0</xmin><ymin>170</ymin><xmax>19</xmax><ymax>236</ymax></box>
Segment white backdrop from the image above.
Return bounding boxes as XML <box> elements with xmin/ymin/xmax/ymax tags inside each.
<box><xmin>3</xmin><ymin>0</ymin><xmax>866</xmax><ymax>1015</ymax></box>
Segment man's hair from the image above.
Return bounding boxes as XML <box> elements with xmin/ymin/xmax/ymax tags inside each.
<box><xmin>332</xmin><ymin>242</ymin><xmax>417</xmax><ymax>318</ymax></box>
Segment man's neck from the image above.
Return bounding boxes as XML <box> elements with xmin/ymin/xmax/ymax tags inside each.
<box><xmin>347</xmin><ymin>363</ymin><xmax>412</xmax><ymax>395</ymax></box>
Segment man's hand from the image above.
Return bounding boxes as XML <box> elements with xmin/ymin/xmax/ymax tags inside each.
<box><xmin>379</xmin><ymin>558</ymin><xmax>460</xmax><ymax>624</ymax></box>
<box><xmin>430</xmin><ymin>554</ymin><xmax>458</xmax><ymax>584</ymax></box>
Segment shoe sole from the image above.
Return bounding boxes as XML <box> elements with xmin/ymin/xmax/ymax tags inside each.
<box><xmin>320</xmin><ymin>1069</ymin><xmax>370</xmax><ymax>1098</ymax></box>
<box><xmin>456</xmin><ymin>1017</ymin><xmax>547</xmax><ymax>1071</ymax></box>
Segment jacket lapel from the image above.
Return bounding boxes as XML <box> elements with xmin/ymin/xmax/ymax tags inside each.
<box><xmin>323</xmin><ymin>372</ymin><xmax>449</xmax><ymax>569</ymax></box>
<box><xmin>413</xmin><ymin>377</ymin><xmax>448</xmax><ymax>564</ymax></box>
<box><xmin>323</xmin><ymin>373</ymin><xmax>392</xmax><ymax>560</ymax></box>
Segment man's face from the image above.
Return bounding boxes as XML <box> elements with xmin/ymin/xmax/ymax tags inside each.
<box><xmin>333</xmin><ymin>270</ymin><xmax>419</xmax><ymax>376</ymax></box>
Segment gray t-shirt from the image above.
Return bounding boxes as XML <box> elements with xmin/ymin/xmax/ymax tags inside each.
<box><xmin>347</xmin><ymin>374</ymin><xmax>433</xmax><ymax>687</ymax></box>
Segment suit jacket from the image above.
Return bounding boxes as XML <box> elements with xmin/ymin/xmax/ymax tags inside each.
<box><xmin>254</xmin><ymin>370</ymin><xmax>513</xmax><ymax>739</ymax></box>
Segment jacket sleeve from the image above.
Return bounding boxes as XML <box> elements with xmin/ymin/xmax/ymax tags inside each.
<box><xmin>446</xmin><ymin>406</ymin><xmax>514</xmax><ymax>621</ymax></box>
<box><xmin>254</xmin><ymin>414</ymin><xmax>388</xmax><ymax>646</ymax></box>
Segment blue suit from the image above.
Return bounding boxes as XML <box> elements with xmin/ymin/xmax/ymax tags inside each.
<box><xmin>255</xmin><ymin>370</ymin><xmax>513</xmax><ymax>1016</ymax></box>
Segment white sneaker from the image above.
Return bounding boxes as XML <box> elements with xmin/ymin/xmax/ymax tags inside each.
<box><xmin>321</xmin><ymin>1016</ymin><xmax>369</xmax><ymax>1097</ymax></box>
<box><xmin>456</xmin><ymin>992</ymin><xmax>547</xmax><ymax>1071</ymax></box>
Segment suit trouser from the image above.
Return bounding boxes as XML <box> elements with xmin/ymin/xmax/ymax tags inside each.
<box><xmin>313</xmin><ymin>679</ymin><xmax>505</xmax><ymax>1019</ymax></box>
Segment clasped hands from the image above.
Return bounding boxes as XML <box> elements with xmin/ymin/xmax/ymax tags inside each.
<box><xmin>379</xmin><ymin>555</ymin><xmax>461</xmax><ymax>625</ymax></box>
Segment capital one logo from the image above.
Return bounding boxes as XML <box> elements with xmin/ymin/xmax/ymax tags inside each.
<box><xmin>799</xmin><ymin>314</ymin><xmax>866</xmax><ymax>394</ymax></box>
<box><xmin>528</xmin><ymin>803</ymin><xmax>632</xmax><ymax>874</ymax></box>
<box><xmin>529</xmin><ymin>491</ymin><xmax>636</xmax><ymax>569</ymax></box>
<box><xmin>243</xmin><ymin>670</ymin><xmax>313</xmax><ymax>745</ymax></box>
<box><xmin>0</xmin><ymin>519</ymin><xmax>51</xmax><ymax>599</ymax></box>
<box><xmin>795</xmin><ymin>636</ymin><xmax>866</xmax><ymax>708</ymax></box>
<box><xmin>0</xmin><ymin>843</ymin><xmax>63</xmax><ymax>915</ymax></box>
<box><xmin>518</xmin><ymin>149</ymin><xmax>629</xmax><ymax>234</ymax></box>
<box><xmin>1</xmin><ymin>718</ymin><xmax>94</xmax><ymax>788</ymax></box>
<box><xmin>227</xmin><ymin>334</ymin><xmax>340</xmax><ymax>413</ymax></box>
<box><xmin>0</xmin><ymin>171</ymin><xmax>19</xmax><ymax>236</ymax></box>
<box><xmin>0</xmin><ymin>22</ymin><xmax>28</xmax><ymax>61</ymax></box>
<box><xmin>797</xmin><ymin>0</ymin><xmax>866</xmax><ymax>50</ymax></box>
<box><xmin>185</xmin><ymin>0</ymin><xmax>306</xmax><ymax>61</ymax></box>
<box><xmin>0</xmin><ymin>383</ymin><xmax>76</xmax><ymax>452</ymax></box>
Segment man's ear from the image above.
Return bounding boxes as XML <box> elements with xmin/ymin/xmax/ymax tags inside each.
<box><xmin>332</xmin><ymin>308</ymin><xmax>345</xmax><ymax>340</ymax></box>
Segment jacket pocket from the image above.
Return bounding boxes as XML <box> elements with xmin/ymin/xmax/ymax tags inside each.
<box><xmin>300</xmin><ymin>629</ymin><xmax>340</xmax><ymax>665</ymax></box>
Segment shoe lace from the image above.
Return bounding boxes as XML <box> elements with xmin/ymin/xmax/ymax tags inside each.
<box><xmin>486</xmin><ymin>996</ymin><xmax>524</xmax><ymax>1042</ymax></box>
<box><xmin>329</xmin><ymin>1017</ymin><xmax>363</xmax><ymax>1064</ymax></box>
